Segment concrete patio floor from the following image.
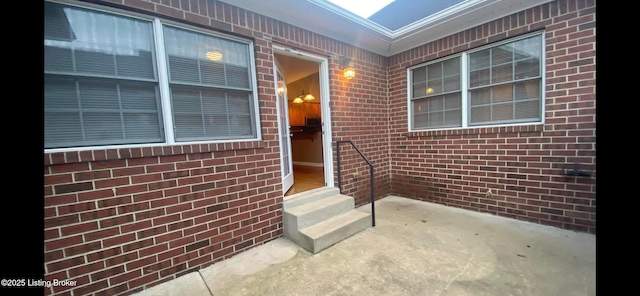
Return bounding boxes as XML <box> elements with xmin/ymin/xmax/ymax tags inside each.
<box><xmin>134</xmin><ymin>195</ymin><xmax>596</xmax><ymax>296</ymax></box>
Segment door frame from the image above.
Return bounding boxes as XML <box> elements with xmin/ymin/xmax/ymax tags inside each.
<box><xmin>272</xmin><ymin>44</ymin><xmax>335</xmax><ymax>188</ymax></box>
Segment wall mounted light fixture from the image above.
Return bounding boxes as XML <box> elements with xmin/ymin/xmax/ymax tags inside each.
<box><xmin>343</xmin><ymin>66</ymin><xmax>355</xmax><ymax>80</ymax></box>
<box><xmin>277</xmin><ymin>80</ymin><xmax>285</xmax><ymax>95</ymax></box>
<box><xmin>340</xmin><ymin>56</ymin><xmax>355</xmax><ymax>80</ymax></box>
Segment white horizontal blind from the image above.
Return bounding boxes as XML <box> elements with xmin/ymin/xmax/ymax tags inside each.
<box><xmin>44</xmin><ymin>2</ymin><xmax>259</xmax><ymax>150</ymax></box>
<box><xmin>44</xmin><ymin>2</ymin><xmax>163</xmax><ymax>148</ymax></box>
<box><xmin>163</xmin><ymin>26</ymin><xmax>255</xmax><ymax>141</ymax></box>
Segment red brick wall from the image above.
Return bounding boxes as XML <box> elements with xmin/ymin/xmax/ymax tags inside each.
<box><xmin>44</xmin><ymin>142</ymin><xmax>284</xmax><ymax>295</ymax></box>
<box><xmin>329</xmin><ymin>51</ymin><xmax>391</xmax><ymax>206</ymax></box>
<box><xmin>387</xmin><ymin>0</ymin><xmax>596</xmax><ymax>233</ymax></box>
<box><xmin>43</xmin><ymin>0</ymin><xmax>391</xmax><ymax>295</ymax></box>
<box><xmin>43</xmin><ymin>0</ymin><xmax>595</xmax><ymax>295</ymax></box>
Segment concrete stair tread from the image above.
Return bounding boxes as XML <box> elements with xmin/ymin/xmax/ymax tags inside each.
<box><xmin>283</xmin><ymin>188</ymin><xmax>372</xmax><ymax>253</ymax></box>
<box><xmin>286</xmin><ymin>194</ymin><xmax>353</xmax><ymax>216</ymax></box>
<box><xmin>299</xmin><ymin>210</ymin><xmax>370</xmax><ymax>239</ymax></box>
<box><xmin>284</xmin><ymin>187</ymin><xmax>339</xmax><ymax>209</ymax></box>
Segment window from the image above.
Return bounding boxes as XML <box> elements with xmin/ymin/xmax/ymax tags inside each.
<box><xmin>163</xmin><ymin>26</ymin><xmax>255</xmax><ymax>142</ymax></box>
<box><xmin>409</xmin><ymin>33</ymin><xmax>544</xmax><ymax>131</ymax></box>
<box><xmin>411</xmin><ymin>57</ymin><xmax>462</xmax><ymax>129</ymax></box>
<box><xmin>44</xmin><ymin>2</ymin><xmax>259</xmax><ymax>150</ymax></box>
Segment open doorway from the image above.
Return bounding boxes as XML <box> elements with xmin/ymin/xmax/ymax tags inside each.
<box><xmin>273</xmin><ymin>48</ymin><xmax>332</xmax><ymax>196</ymax></box>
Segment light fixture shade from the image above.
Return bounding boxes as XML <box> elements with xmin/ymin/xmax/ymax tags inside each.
<box><xmin>293</xmin><ymin>97</ymin><xmax>303</xmax><ymax>103</ymax></box>
<box><xmin>277</xmin><ymin>80</ymin><xmax>285</xmax><ymax>95</ymax></box>
<box><xmin>206</xmin><ymin>51</ymin><xmax>223</xmax><ymax>61</ymax></box>
<box><xmin>304</xmin><ymin>93</ymin><xmax>315</xmax><ymax>101</ymax></box>
<box><xmin>343</xmin><ymin>66</ymin><xmax>355</xmax><ymax>80</ymax></box>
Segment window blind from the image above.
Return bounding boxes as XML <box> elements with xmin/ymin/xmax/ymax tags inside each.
<box><xmin>44</xmin><ymin>2</ymin><xmax>163</xmax><ymax>149</ymax></box>
<box><xmin>163</xmin><ymin>26</ymin><xmax>255</xmax><ymax>141</ymax></box>
<box><xmin>44</xmin><ymin>2</ymin><xmax>259</xmax><ymax>150</ymax></box>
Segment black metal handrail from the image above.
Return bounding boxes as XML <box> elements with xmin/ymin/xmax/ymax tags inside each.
<box><xmin>336</xmin><ymin>141</ymin><xmax>375</xmax><ymax>227</ymax></box>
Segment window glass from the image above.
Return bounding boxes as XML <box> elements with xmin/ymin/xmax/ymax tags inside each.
<box><xmin>410</xmin><ymin>57</ymin><xmax>462</xmax><ymax>129</ymax></box>
<box><xmin>163</xmin><ymin>26</ymin><xmax>255</xmax><ymax>141</ymax></box>
<box><xmin>44</xmin><ymin>2</ymin><xmax>163</xmax><ymax>148</ymax></box>
<box><xmin>409</xmin><ymin>33</ymin><xmax>543</xmax><ymax>131</ymax></box>
<box><xmin>44</xmin><ymin>2</ymin><xmax>259</xmax><ymax>149</ymax></box>
<box><xmin>468</xmin><ymin>35</ymin><xmax>542</xmax><ymax>126</ymax></box>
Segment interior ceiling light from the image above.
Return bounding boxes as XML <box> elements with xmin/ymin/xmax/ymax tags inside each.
<box><xmin>296</xmin><ymin>90</ymin><xmax>314</xmax><ymax>102</ymax></box>
<box><xmin>297</xmin><ymin>78</ymin><xmax>315</xmax><ymax>101</ymax></box>
<box><xmin>303</xmin><ymin>93</ymin><xmax>315</xmax><ymax>101</ymax></box>
<box><xmin>206</xmin><ymin>51</ymin><xmax>223</xmax><ymax>61</ymax></box>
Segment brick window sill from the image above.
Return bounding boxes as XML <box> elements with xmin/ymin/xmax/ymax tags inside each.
<box><xmin>405</xmin><ymin>124</ymin><xmax>545</xmax><ymax>139</ymax></box>
<box><xmin>44</xmin><ymin>140</ymin><xmax>267</xmax><ymax>166</ymax></box>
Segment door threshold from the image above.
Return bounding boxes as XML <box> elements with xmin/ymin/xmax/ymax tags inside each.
<box><xmin>284</xmin><ymin>186</ymin><xmax>334</xmax><ymax>202</ymax></box>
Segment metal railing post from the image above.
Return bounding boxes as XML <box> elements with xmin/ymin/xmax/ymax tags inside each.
<box><xmin>370</xmin><ymin>163</ymin><xmax>375</xmax><ymax>227</ymax></box>
<box><xmin>335</xmin><ymin>140</ymin><xmax>375</xmax><ymax>227</ymax></box>
<box><xmin>336</xmin><ymin>142</ymin><xmax>342</xmax><ymax>194</ymax></box>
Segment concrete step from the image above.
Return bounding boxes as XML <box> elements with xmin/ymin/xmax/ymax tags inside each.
<box><xmin>283</xmin><ymin>187</ymin><xmax>340</xmax><ymax>210</ymax></box>
<box><xmin>283</xmin><ymin>187</ymin><xmax>372</xmax><ymax>254</ymax></box>
<box><xmin>298</xmin><ymin>209</ymin><xmax>371</xmax><ymax>253</ymax></box>
<box><xmin>284</xmin><ymin>194</ymin><xmax>354</xmax><ymax>230</ymax></box>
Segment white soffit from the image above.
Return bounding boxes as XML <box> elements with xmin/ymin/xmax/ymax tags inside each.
<box><xmin>218</xmin><ymin>0</ymin><xmax>554</xmax><ymax>57</ymax></box>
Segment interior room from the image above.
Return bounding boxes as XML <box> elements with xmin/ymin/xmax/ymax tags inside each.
<box><xmin>274</xmin><ymin>53</ymin><xmax>325</xmax><ymax>196</ymax></box>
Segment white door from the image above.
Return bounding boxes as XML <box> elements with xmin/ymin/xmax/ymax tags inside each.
<box><xmin>274</xmin><ymin>60</ymin><xmax>294</xmax><ymax>193</ymax></box>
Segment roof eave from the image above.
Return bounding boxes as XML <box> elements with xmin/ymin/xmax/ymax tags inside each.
<box><xmin>217</xmin><ymin>0</ymin><xmax>555</xmax><ymax>57</ymax></box>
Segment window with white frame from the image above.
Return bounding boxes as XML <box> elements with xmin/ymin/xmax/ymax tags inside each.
<box><xmin>411</xmin><ymin>57</ymin><xmax>462</xmax><ymax>129</ymax></box>
<box><xmin>409</xmin><ymin>33</ymin><xmax>543</xmax><ymax>131</ymax></box>
<box><xmin>44</xmin><ymin>1</ymin><xmax>259</xmax><ymax>150</ymax></box>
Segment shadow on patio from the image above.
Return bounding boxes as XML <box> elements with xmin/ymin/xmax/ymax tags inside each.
<box><xmin>135</xmin><ymin>195</ymin><xmax>596</xmax><ymax>296</ymax></box>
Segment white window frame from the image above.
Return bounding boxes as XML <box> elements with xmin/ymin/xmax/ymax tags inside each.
<box><xmin>44</xmin><ymin>0</ymin><xmax>261</xmax><ymax>153</ymax></box>
<box><xmin>408</xmin><ymin>53</ymin><xmax>464</xmax><ymax>130</ymax></box>
<box><xmin>407</xmin><ymin>31</ymin><xmax>545</xmax><ymax>132</ymax></box>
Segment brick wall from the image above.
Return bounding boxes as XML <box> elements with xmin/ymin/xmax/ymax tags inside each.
<box><xmin>329</xmin><ymin>50</ymin><xmax>391</xmax><ymax>206</ymax></box>
<box><xmin>387</xmin><ymin>0</ymin><xmax>596</xmax><ymax>233</ymax></box>
<box><xmin>44</xmin><ymin>142</ymin><xmax>284</xmax><ymax>295</ymax></box>
<box><xmin>43</xmin><ymin>0</ymin><xmax>595</xmax><ymax>295</ymax></box>
<box><xmin>43</xmin><ymin>0</ymin><xmax>391</xmax><ymax>295</ymax></box>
